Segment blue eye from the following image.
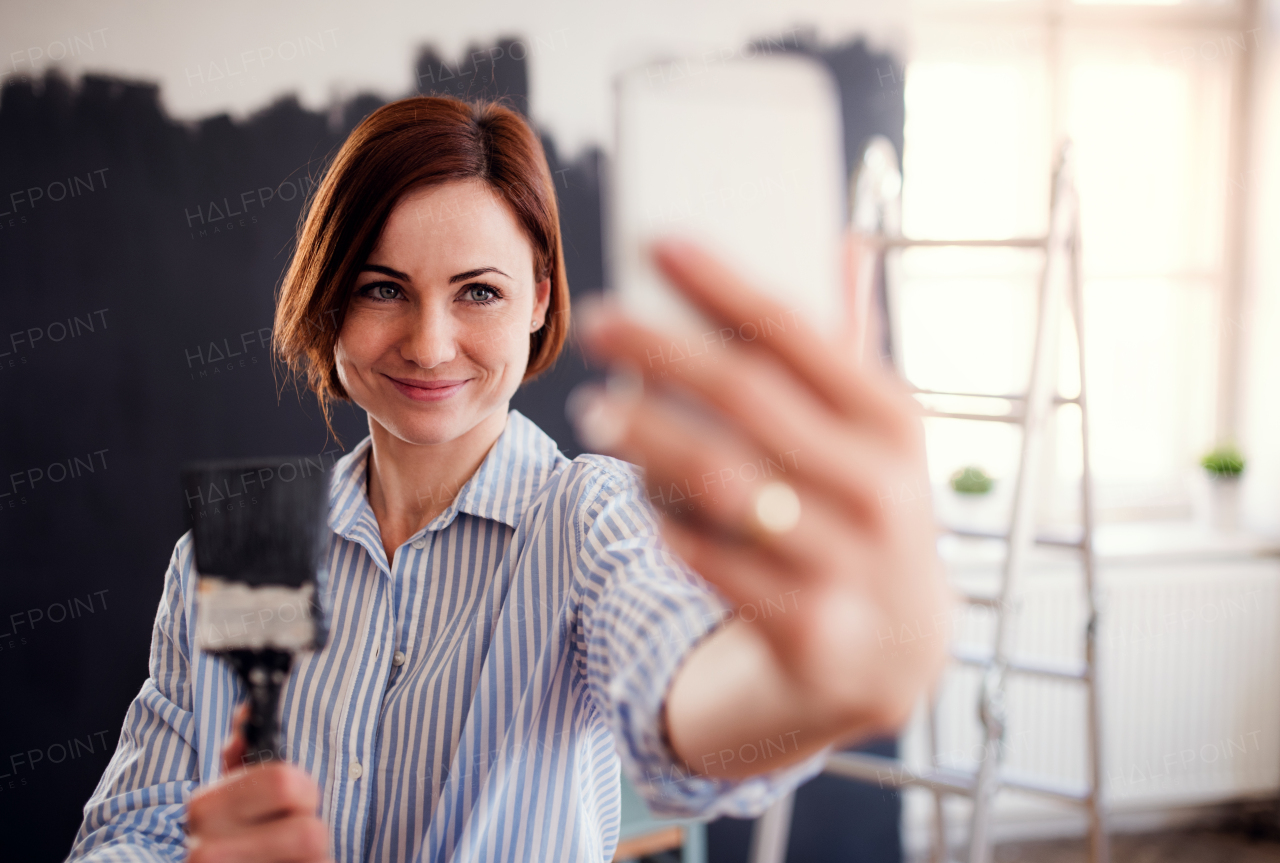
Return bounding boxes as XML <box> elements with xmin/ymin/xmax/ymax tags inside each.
<box><xmin>359</xmin><ymin>282</ymin><xmax>403</xmax><ymax>302</ymax></box>
<box><xmin>464</xmin><ymin>285</ymin><xmax>500</xmax><ymax>304</ymax></box>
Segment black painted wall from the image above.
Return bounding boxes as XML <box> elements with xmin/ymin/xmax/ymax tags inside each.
<box><xmin>0</xmin><ymin>34</ymin><xmax>903</xmax><ymax>862</ymax></box>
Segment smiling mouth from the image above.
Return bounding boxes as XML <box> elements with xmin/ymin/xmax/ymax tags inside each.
<box><xmin>384</xmin><ymin>374</ymin><xmax>469</xmax><ymax>402</ymax></box>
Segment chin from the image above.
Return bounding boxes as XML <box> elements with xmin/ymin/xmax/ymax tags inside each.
<box><xmin>374</xmin><ymin>398</ymin><xmax>501</xmax><ymax>448</ymax></box>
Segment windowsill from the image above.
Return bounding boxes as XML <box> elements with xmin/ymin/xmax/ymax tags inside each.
<box><xmin>938</xmin><ymin>520</ymin><xmax>1280</xmax><ymax>568</ymax></box>
<box><xmin>1090</xmin><ymin>520</ymin><xmax>1280</xmax><ymax>565</ymax></box>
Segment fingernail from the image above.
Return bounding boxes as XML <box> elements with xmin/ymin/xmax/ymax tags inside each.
<box><xmin>564</xmin><ymin>381</ymin><xmax>598</xmax><ymax>427</ymax></box>
<box><xmin>566</xmin><ymin>382</ymin><xmax>629</xmax><ymax>452</ymax></box>
<box><xmin>652</xmin><ymin>235</ymin><xmax>697</xmax><ymax>262</ymax></box>
<box><xmin>573</xmin><ymin>293</ymin><xmax>609</xmax><ymax>336</ymax></box>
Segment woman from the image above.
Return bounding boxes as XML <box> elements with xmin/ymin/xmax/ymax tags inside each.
<box><xmin>68</xmin><ymin>96</ymin><xmax>948</xmax><ymax>863</ymax></box>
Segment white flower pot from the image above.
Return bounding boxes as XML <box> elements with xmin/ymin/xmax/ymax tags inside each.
<box><xmin>1209</xmin><ymin>475</ymin><xmax>1242</xmax><ymax>533</ymax></box>
<box><xmin>946</xmin><ymin>486</ymin><xmax>999</xmax><ymax>532</ymax></box>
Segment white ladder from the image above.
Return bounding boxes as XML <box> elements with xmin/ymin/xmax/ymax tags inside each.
<box><xmin>749</xmin><ymin>138</ymin><xmax>1108</xmax><ymax>863</ymax></box>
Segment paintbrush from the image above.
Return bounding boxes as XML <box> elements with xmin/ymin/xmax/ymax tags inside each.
<box><xmin>180</xmin><ymin>456</ymin><xmax>331</xmax><ymax>765</ymax></box>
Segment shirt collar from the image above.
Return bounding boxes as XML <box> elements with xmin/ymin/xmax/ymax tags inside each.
<box><xmin>326</xmin><ymin>409</ymin><xmax>568</xmax><ymax>555</ymax></box>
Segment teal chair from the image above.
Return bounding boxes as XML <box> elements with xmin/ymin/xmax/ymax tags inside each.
<box><xmin>614</xmin><ymin>772</ymin><xmax>708</xmax><ymax>863</ymax></box>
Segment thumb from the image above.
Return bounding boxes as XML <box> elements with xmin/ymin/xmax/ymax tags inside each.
<box><xmin>840</xmin><ymin>230</ymin><xmax>878</xmax><ymax>368</ymax></box>
<box><xmin>221</xmin><ymin>702</ymin><xmax>249</xmax><ymax>776</ymax></box>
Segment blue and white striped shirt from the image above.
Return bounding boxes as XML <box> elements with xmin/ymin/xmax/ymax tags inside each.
<box><xmin>68</xmin><ymin>410</ymin><xmax>822</xmax><ymax>862</ymax></box>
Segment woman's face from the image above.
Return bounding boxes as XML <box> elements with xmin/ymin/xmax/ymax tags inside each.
<box><xmin>335</xmin><ymin>179</ymin><xmax>551</xmax><ymax>447</ymax></box>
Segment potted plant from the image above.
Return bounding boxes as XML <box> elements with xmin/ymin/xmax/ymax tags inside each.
<box><xmin>950</xmin><ymin>465</ymin><xmax>994</xmax><ymax>496</ymax></box>
<box><xmin>947</xmin><ymin>465</ymin><xmax>995</xmax><ymax>526</ymax></box>
<box><xmin>1200</xmin><ymin>443</ymin><xmax>1245</xmax><ymax>532</ymax></box>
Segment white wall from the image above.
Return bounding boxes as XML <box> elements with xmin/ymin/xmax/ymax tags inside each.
<box><xmin>0</xmin><ymin>0</ymin><xmax>906</xmax><ymax>158</ymax></box>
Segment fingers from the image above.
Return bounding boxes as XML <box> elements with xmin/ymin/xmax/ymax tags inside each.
<box><xmin>583</xmin><ymin>305</ymin><xmax>842</xmax><ymax>456</ymax></box>
<box><xmin>602</xmin><ymin>386</ymin><xmax>793</xmax><ymax>550</ymax></box>
<box><xmin>841</xmin><ymin>231</ymin><xmax>883</xmax><ymax>368</ymax></box>
<box><xmin>188</xmin><ymin>813</ymin><xmax>331</xmax><ymax>863</ymax></box>
<box><xmin>189</xmin><ymin>763</ymin><xmax>321</xmax><ymax>839</ymax></box>
<box><xmin>188</xmin><ymin>701</ymin><xmax>329</xmax><ymax>863</ymax></box>
<box><xmin>648</xmin><ymin>237</ymin><xmax>914</xmax><ymax>435</ymax></box>
<box><xmin>577</xmin><ymin>314</ymin><xmax>912</xmax><ymax>523</ymax></box>
<box><xmin>657</xmin><ymin>513</ymin><xmax>801</xmax><ymax>611</ymax></box>
<box><xmin>617</xmin><ymin>387</ymin><xmax>873</xmax><ymax>555</ymax></box>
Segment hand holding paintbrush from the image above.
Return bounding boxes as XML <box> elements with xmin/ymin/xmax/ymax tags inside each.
<box><xmin>183</xmin><ymin>704</ymin><xmax>333</xmax><ymax>863</ymax></box>
<box><xmin>179</xmin><ymin>458</ymin><xmax>334</xmax><ymax>861</ymax></box>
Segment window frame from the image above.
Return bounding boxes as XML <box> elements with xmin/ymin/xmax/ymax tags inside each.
<box><xmin>900</xmin><ymin>0</ymin><xmax>1260</xmax><ymax>522</ymax></box>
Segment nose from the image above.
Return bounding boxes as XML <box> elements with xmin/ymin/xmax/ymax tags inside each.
<box><xmin>401</xmin><ymin>302</ymin><xmax>459</xmax><ymax>369</ymax></box>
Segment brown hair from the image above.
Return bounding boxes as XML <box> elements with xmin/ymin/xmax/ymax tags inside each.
<box><xmin>273</xmin><ymin>95</ymin><xmax>570</xmax><ymax>430</ymax></box>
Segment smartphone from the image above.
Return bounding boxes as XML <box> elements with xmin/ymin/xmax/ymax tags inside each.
<box><xmin>608</xmin><ymin>54</ymin><xmax>847</xmax><ymax>341</ymax></box>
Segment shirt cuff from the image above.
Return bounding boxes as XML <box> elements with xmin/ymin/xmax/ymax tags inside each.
<box><xmin>69</xmin><ymin>841</ymin><xmax>178</xmax><ymax>863</ymax></box>
<box><xmin>609</xmin><ymin>598</ymin><xmax>830</xmax><ymax>820</ymax></box>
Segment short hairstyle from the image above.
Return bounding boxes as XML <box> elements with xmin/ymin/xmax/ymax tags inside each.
<box><xmin>273</xmin><ymin>96</ymin><xmax>570</xmax><ymax>431</ymax></box>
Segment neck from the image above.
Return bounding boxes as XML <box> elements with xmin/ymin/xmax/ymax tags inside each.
<box><xmin>365</xmin><ymin>407</ymin><xmax>509</xmax><ymax>563</ymax></box>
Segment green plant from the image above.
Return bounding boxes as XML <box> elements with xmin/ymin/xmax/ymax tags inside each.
<box><xmin>1201</xmin><ymin>443</ymin><xmax>1245</xmax><ymax>478</ymax></box>
<box><xmin>950</xmin><ymin>465</ymin><xmax>994</xmax><ymax>495</ymax></box>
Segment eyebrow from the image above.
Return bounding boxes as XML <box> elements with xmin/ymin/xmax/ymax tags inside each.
<box><xmin>358</xmin><ymin>264</ymin><xmax>511</xmax><ymax>284</ymax></box>
<box><xmin>360</xmin><ymin>264</ymin><xmax>411</xmax><ymax>280</ymax></box>
<box><xmin>448</xmin><ymin>266</ymin><xmax>510</xmax><ymax>284</ymax></box>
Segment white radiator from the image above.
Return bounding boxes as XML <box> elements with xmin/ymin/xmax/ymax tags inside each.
<box><xmin>899</xmin><ymin>533</ymin><xmax>1280</xmax><ymax>851</ymax></box>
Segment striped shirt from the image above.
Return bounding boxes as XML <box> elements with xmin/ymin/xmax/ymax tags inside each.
<box><xmin>68</xmin><ymin>409</ymin><xmax>823</xmax><ymax>862</ymax></box>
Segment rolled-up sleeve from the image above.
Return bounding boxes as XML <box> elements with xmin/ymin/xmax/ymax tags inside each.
<box><xmin>66</xmin><ymin>538</ymin><xmax>200</xmax><ymax>862</ymax></box>
<box><xmin>573</xmin><ymin>458</ymin><xmax>826</xmax><ymax>819</ymax></box>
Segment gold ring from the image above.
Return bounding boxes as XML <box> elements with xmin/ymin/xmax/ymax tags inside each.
<box><xmin>746</xmin><ymin>480</ymin><xmax>801</xmax><ymax>541</ymax></box>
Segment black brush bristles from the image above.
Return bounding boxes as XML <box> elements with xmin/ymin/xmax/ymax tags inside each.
<box><xmin>181</xmin><ymin>457</ymin><xmax>331</xmax><ymax>589</ymax></box>
<box><xmin>179</xmin><ymin>456</ymin><xmax>333</xmax><ymax>764</ymax></box>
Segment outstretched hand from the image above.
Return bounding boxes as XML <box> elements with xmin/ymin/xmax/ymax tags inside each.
<box><xmin>575</xmin><ymin>237</ymin><xmax>952</xmax><ymax>776</ymax></box>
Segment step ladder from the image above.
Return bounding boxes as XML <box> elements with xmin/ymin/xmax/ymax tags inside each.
<box><xmin>749</xmin><ymin>138</ymin><xmax>1108</xmax><ymax>863</ymax></box>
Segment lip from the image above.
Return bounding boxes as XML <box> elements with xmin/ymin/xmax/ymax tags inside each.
<box><xmin>384</xmin><ymin>374</ymin><xmax>470</xmax><ymax>402</ymax></box>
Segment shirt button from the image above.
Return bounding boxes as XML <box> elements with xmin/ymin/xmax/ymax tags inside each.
<box><xmin>392</xmin><ymin>651</ymin><xmax>406</xmax><ymax>666</ymax></box>
<box><xmin>411</xmin><ymin>537</ymin><xmax>426</xmax><ymax>550</ymax></box>
<box><xmin>349</xmin><ymin>761</ymin><xmax>363</xmax><ymax>780</ymax></box>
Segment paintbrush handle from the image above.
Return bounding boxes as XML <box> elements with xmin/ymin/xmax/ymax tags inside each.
<box><xmin>223</xmin><ymin>649</ymin><xmax>294</xmax><ymax>764</ymax></box>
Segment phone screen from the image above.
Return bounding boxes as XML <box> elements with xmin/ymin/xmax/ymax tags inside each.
<box><xmin>608</xmin><ymin>54</ymin><xmax>847</xmax><ymax>340</ymax></box>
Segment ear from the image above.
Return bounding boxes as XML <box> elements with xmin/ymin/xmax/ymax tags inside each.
<box><xmin>530</xmin><ymin>277</ymin><xmax>552</xmax><ymax>331</ymax></box>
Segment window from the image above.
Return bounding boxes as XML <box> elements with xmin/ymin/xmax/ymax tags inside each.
<box><xmin>898</xmin><ymin>0</ymin><xmax>1250</xmax><ymax>522</ymax></box>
